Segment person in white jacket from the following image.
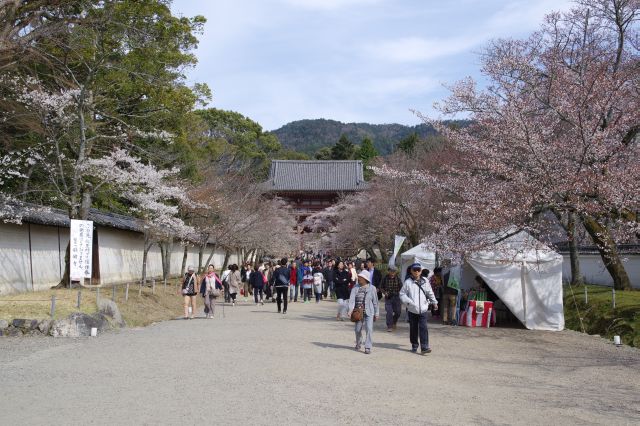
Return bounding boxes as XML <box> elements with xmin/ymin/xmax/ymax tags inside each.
<box><xmin>399</xmin><ymin>263</ymin><xmax>438</xmax><ymax>354</ymax></box>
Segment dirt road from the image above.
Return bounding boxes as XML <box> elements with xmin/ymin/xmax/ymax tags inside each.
<box><xmin>1</xmin><ymin>300</ymin><xmax>638</xmax><ymax>425</ymax></box>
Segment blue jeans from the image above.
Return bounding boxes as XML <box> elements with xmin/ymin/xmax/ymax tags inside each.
<box><xmin>355</xmin><ymin>315</ymin><xmax>374</xmax><ymax>350</ymax></box>
<box><xmin>408</xmin><ymin>311</ymin><xmax>429</xmax><ymax>350</ymax></box>
<box><xmin>289</xmin><ymin>284</ymin><xmax>298</xmax><ymax>301</ymax></box>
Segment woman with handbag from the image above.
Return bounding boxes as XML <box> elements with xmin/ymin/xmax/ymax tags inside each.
<box><xmin>228</xmin><ymin>264</ymin><xmax>241</xmax><ymax>306</ymax></box>
<box><xmin>201</xmin><ymin>264</ymin><xmax>222</xmax><ymax>319</ymax></box>
<box><xmin>180</xmin><ymin>266</ymin><xmax>199</xmax><ymax>320</ymax></box>
<box><xmin>348</xmin><ymin>271</ymin><xmax>379</xmax><ymax>354</ymax></box>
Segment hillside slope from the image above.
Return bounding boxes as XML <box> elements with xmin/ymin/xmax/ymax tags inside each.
<box><xmin>270</xmin><ymin>119</ymin><xmax>438</xmax><ymax>156</ymax></box>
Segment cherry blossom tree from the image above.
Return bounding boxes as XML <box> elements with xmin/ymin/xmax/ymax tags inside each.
<box><xmin>306</xmin><ymin>155</ymin><xmax>446</xmax><ymax>260</ymax></box>
<box><xmin>378</xmin><ymin>0</ymin><xmax>639</xmax><ymax>289</ymax></box>
<box><xmin>187</xmin><ymin>172</ymin><xmax>298</xmax><ymax>272</ymax></box>
<box><xmin>84</xmin><ymin>149</ymin><xmax>195</xmax><ymax>291</ymax></box>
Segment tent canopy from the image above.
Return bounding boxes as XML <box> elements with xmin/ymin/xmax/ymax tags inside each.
<box><xmin>466</xmin><ymin>230</ymin><xmax>565</xmax><ymax>331</ymax></box>
<box><xmin>400</xmin><ymin>244</ymin><xmax>436</xmax><ymax>281</ymax></box>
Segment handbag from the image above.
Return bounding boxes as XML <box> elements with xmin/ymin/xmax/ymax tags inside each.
<box><xmin>350</xmin><ymin>306</ymin><xmax>364</xmax><ymax>322</ymax></box>
<box><xmin>350</xmin><ymin>289</ymin><xmax>367</xmax><ymax>322</ymax></box>
<box><xmin>207</xmin><ymin>275</ymin><xmax>222</xmax><ymax>297</ymax></box>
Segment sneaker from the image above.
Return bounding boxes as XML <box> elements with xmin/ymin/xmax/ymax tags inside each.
<box><xmin>283</xmin><ymin>311</ymin><xmax>287</xmax><ymax>314</ymax></box>
<box><xmin>278</xmin><ymin>310</ymin><xmax>281</xmax><ymax>313</ymax></box>
<box><xmin>355</xmin><ymin>345</ymin><xmax>361</xmax><ymax>351</ymax></box>
<box><xmin>421</xmin><ymin>348</ymin><xmax>432</xmax><ymax>354</ymax></box>
<box><xmin>364</xmin><ymin>349</ymin><xmax>371</xmax><ymax>355</ymax></box>
<box><xmin>387</xmin><ymin>328</ymin><xmax>392</xmax><ymax>332</ymax></box>
<box><xmin>411</xmin><ymin>346</ymin><xmax>418</xmax><ymax>353</ymax></box>
<box><xmin>261</xmin><ymin>301</ymin><xmax>264</xmax><ymax>306</ymax></box>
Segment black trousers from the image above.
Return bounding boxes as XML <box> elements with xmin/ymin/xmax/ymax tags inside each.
<box><xmin>408</xmin><ymin>311</ymin><xmax>429</xmax><ymax>350</ymax></box>
<box><xmin>276</xmin><ymin>287</ymin><xmax>288</xmax><ymax>312</ymax></box>
<box><xmin>254</xmin><ymin>287</ymin><xmax>264</xmax><ymax>303</ymax></box>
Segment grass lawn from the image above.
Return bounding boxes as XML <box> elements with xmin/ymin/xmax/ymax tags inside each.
<box><xmin>564</xmin><ymin>284</ymin><xmax>640</xmax><ymax>347</ymax></box>
<box><xmin>0</xmin><ymin>280</ymin><xmax>184</xmax><ymax>328</ymax></box>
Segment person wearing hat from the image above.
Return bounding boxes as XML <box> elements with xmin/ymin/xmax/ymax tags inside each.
<box><xmin>381</xmin><ymin>265</ymin><xmax>402</xmax><ymax>331</ymax></box>
<box><xmin>399</xmin><ymin>263</ymin><xmax>438</xmax><ymax>354</ymax></box>
<box><xmin>348</xmin><ymin>270</ymin><xmax>379</xmax><ymax>354</ymax></box>
<box><xmin>180</xmin><ymin>265</ymin><xmax>199</xmax><ymax>319</ymax></box>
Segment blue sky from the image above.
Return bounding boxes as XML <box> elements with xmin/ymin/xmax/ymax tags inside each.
<box><xmin>171</xmin><ymin>0</ymin><xmax>573</xmax><ymax>130</ymax></box>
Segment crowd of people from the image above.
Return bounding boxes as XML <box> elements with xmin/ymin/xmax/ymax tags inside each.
<box><xmin>179</xmin><ymin>254</ymin><xmax>489</xmax><ymax>356</ymax></box>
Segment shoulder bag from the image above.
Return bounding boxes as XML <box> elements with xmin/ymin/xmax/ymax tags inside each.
<box><xmin>350</xmin><ymin>289</ymin><xmax>367</xmax><ymax>322</ymax></box>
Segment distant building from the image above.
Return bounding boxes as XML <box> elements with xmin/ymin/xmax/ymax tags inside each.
<box><xmin>262</xmin><ymin>160</ymin><xmax>367</xmax><ymax>233</ymax></box>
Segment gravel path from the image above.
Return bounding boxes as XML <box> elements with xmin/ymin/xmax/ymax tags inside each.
<box><xmin>1</xmin><ymin>299</ymin><xmax>638</xmax><ymax>425</ymax></box>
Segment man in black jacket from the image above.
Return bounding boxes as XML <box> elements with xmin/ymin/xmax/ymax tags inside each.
<box><xmin>366</xmin><ymin>258</ymin><xmax>383</xmax><ymax>299</ymax></box>
<box><xmin>274</xmin><ymin>258</ymin><xmax>290</xmax><ymax>314</ymax></box>
<box><xmin>322</xmin><ymin>259</ymin><xmax>335</xmax><ymax>299</ymax></box>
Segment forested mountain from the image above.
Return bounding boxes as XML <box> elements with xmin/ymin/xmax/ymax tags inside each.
<box><xmin>270</xmin><ymin>119</ymin><xmax>439</xmax><ymax>156</ymax></box>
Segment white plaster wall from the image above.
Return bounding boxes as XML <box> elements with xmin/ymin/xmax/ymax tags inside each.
<box><xmin>562</xmin><ymin>254</ymin><xmax>640</xmax><ymax>288</ymax></box>
<box><xmin>30</xmin><ymin>224</ymin><xmax>64</xmax><ymax>291</ymax></box>
<box><xmin>97</xmin><ymin>227</ymin><xmax>238</xmax><ymax>285</ymax></box>
<box><xmin>1</xmin><ymin>221</ymin><xmax>241</xmax><ymax>293</ymax></box>
<box><xmin>0</xmin><ymin>223</ymin><xmax>31</xmax><ymax>294</ymax></box>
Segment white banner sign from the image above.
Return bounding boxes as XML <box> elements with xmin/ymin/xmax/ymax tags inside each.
<box><xmin>388</xmin><ymin>235</ymin><xmax>406</xmax><ymax>269</ymax></box>
<box><xmin>70</xmin><ymin>219</ymin><xmax>93</xmax><ymax>280</ymax></box>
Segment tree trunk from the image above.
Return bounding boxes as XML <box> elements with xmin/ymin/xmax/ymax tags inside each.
<box><xmin>581</xmin><ymin>214</ymin><xmax>631</xmax><ymax>290</ymax></box>
<box><xmin>379</xmin><ymin>246</ymin><xmax>390</xmax><ymax>264</ymax></box>
<box><xmin>204</xmin><ymin>244</ymin><xmax>217</xmax><ymax>269</ymax></box>
<box><xmin>365</xmin><ymin>248</ymin><xmax>376</xmax><ymax>261</ymax></box>
<box><xmin>198</xmin><ymin>244</ymin><xmax>205</xmax><ymax>273</ymax></box>
<box><xmin>140</xmin><ymin>230</ymin><xmax>152</xmax><ymax>296</ymax></box>
<box><xmin>244</xmin><ymin>249</ymin><xmax>254</xmax><ymax>264</ymax></box>
<box><xmin>181</xmin><ymin>245</ymin><xmax>189</xmax><ymax>276</ymax></box>
<box><xmin>53</xmin><ymin>242</ymin><xmax>71</xmax><ymax>289</ymax></box>
<box><xmin>221</xmin><ymin>249</ymin><xmax>231</xmax><ymax>271</ymax></box>
<box><xmin>160</xmin><ymin>238</ymin><xmax>173</xmax><ymax>288</ymax></box>
<box><xmin>567</xmin><ymin>211</ymin><xmax>583</xmax><ymax>286</ymax></box>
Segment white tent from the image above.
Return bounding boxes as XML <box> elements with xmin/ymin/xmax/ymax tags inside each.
<box><xmin>465</xmin><ymin>230</ymin><xmax>565</xmax><ymax>331</ymax></box>
<box><xmin>400</xmin><ymin>244</ymin><xmax>436</xmax><ymax>281</ymax></box>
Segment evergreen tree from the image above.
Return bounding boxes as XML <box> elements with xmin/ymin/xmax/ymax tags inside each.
<box><xmin>396</xmin><ymin>132</ymin><xmax>419</xmax><ymax>155</ymax></box>
<box><xmin>314</xmin><ymin>146</ymin><xmax>332</xmax><ymax>160</ymax></box>
<box><xmin>330</xmin><ymin>134</ymin><xmax>355</xmax><ymax>160</ymax></box>
<box><xmin>359</xmin><ymin>137</ymin><xmax>378</xmax><ymax>163</ymax></box>
<box><xmin>359</xmin><ymin>137</ymin><xmax>378</xmax><ymax>180</ymax></box>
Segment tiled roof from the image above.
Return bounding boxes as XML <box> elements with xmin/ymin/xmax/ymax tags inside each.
<box><xmin>2</xmin><ymin>202</ymin><xmax>143</xmax><ymax>233</ymax></box>
<box><xmin>264</xmin><ymin>160</ymin><xmax>367</xmax><ymax>192</ymax></box>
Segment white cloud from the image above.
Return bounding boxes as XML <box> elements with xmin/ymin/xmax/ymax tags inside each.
<box><xmin>281</xmin><ymin>0</ymin><xmax>383</xmax><ymax>11</ymax></box>
<box><xmin>364</xmin><ymin>36</ymin><xmax>480</xmax><ymax>63</ymax></box>
<box><xmin>485</xmin><ymin>0</ymin><xmax>574</xmax><ymax>35</ymax></box>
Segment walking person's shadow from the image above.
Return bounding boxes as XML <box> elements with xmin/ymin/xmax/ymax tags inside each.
<box><xmin>311</xmin><ymin>341</ymin><xmax>409</xmax><ymax>352</ymax></box>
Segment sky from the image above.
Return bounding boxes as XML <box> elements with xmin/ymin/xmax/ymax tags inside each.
<box><xmin>171</xmin><ymin>0</ymin><xmax>574</xmax><ymax>131</ymax></box>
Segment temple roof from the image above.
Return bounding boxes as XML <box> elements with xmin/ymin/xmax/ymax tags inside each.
<box><xmin>264</xmin><ymin>160</ymin><xmax>367</xmax><ymax>192</ymax></box>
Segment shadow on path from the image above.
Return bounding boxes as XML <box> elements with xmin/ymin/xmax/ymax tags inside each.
<box><xmin>312</xmin><ymin>341</ymin><xmax>410</xmax><ymax>353</ymax></box>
